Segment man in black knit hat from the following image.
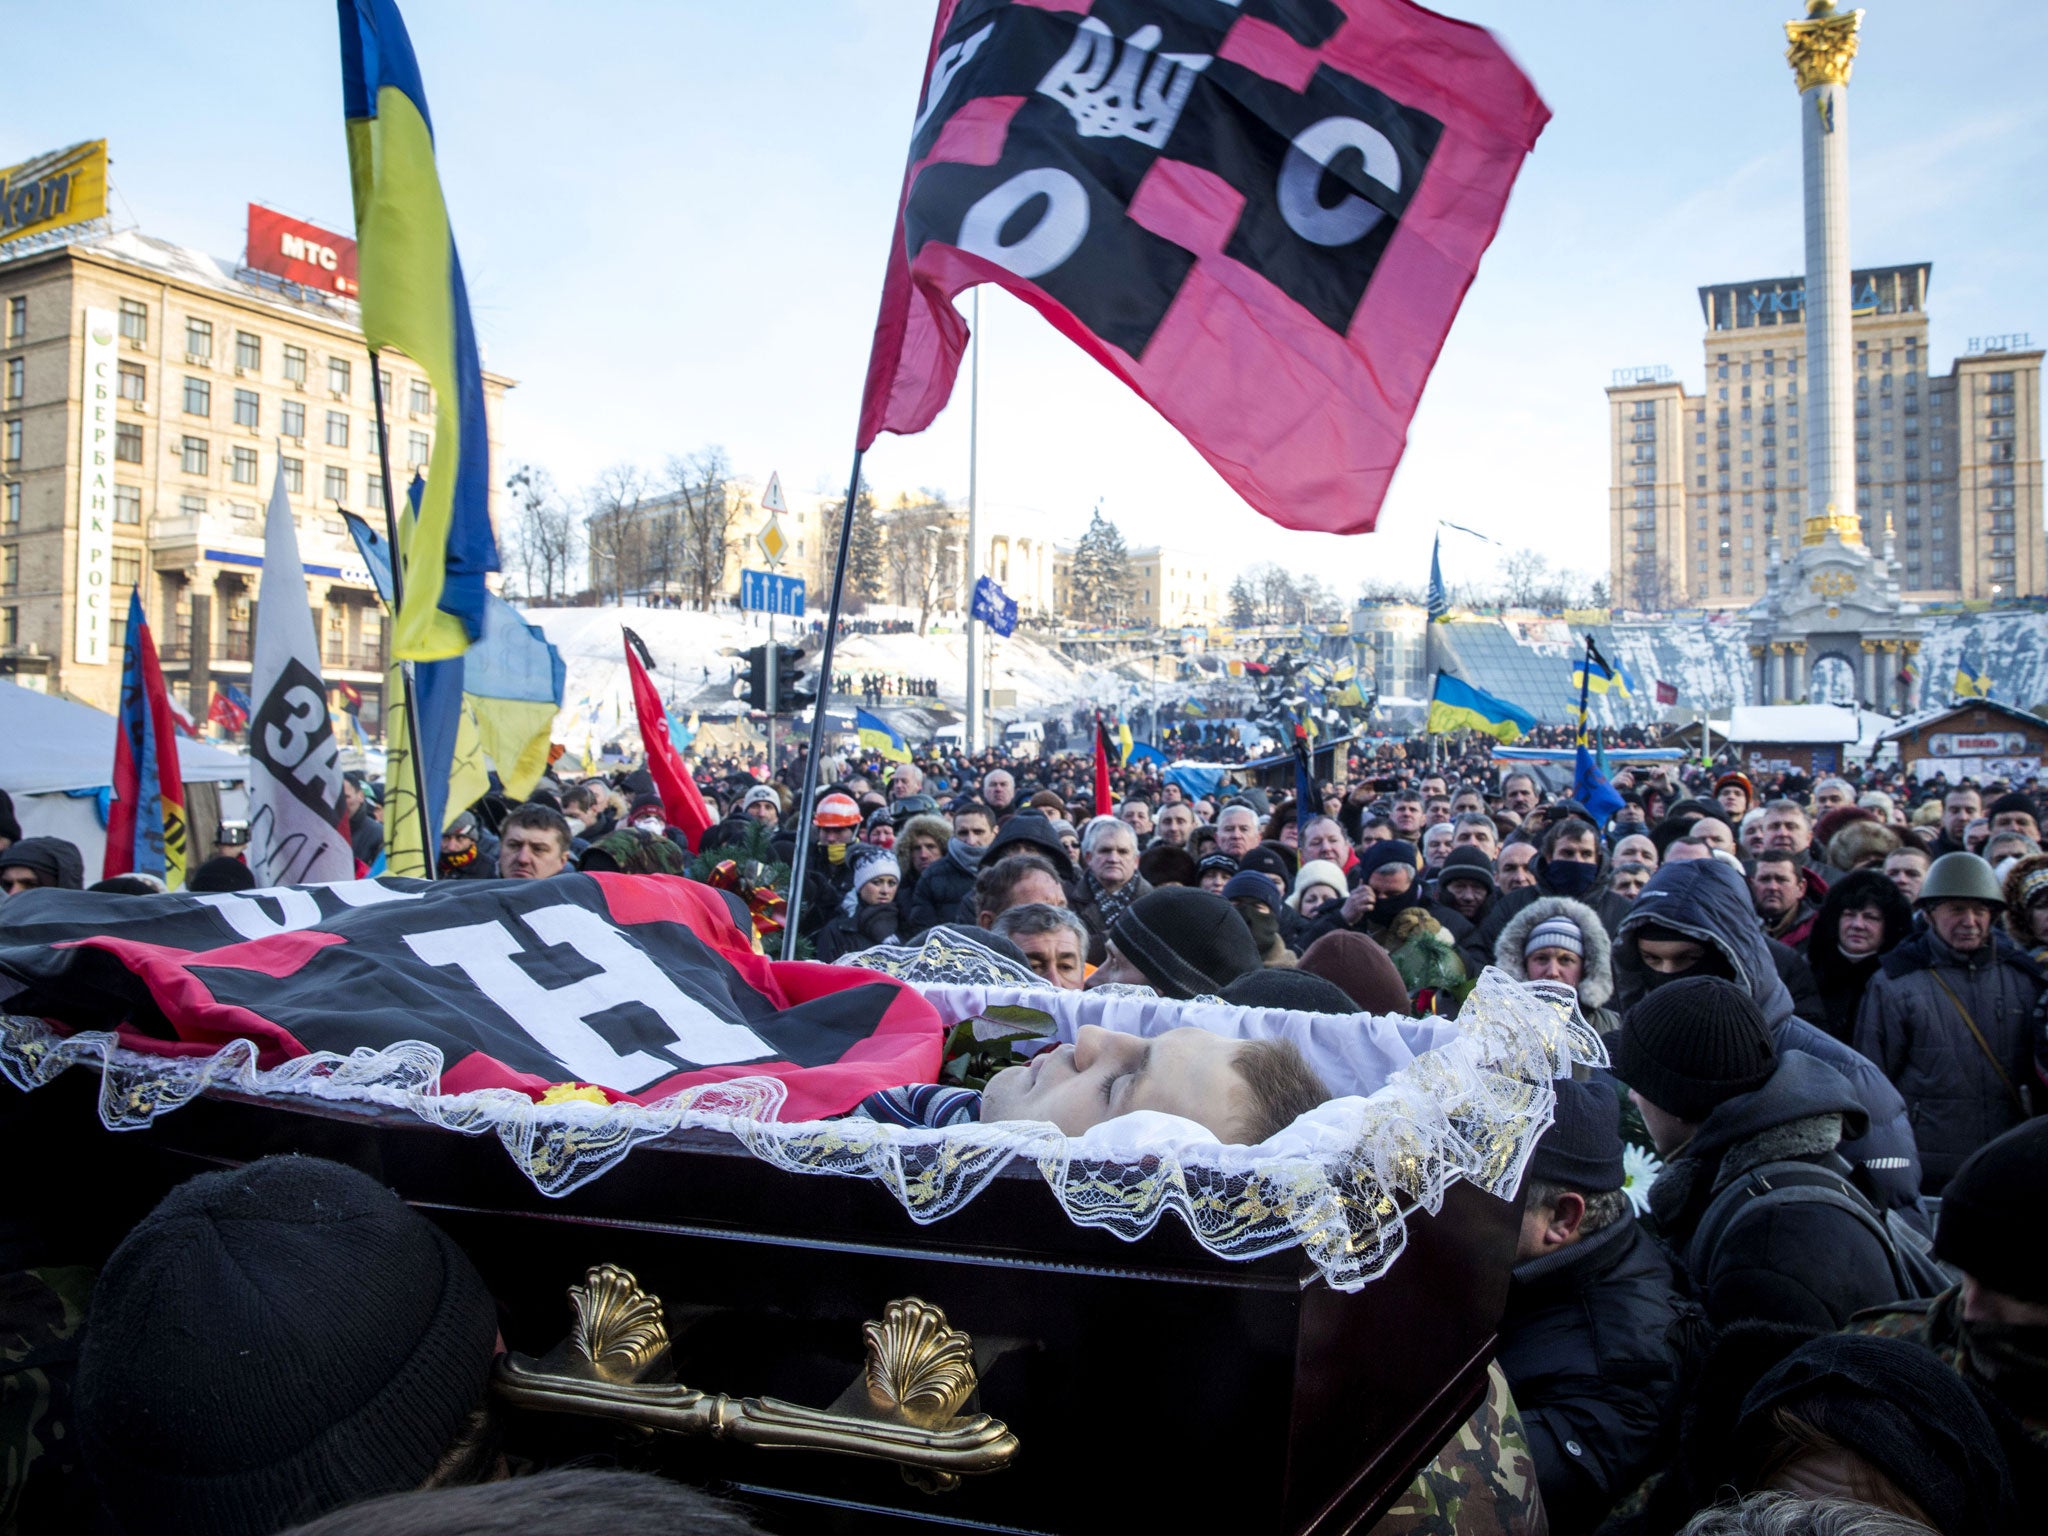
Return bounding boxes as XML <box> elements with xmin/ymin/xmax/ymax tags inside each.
<box><xmin>1852</xmin><ymin>1117</ymin><xmax>2048</xmax><ymax>1442</ymax></box>
<box><xmin>1496</xmin><ymin>1079</ymin><xmax>1693</xmax><ymax>1536</ymax></box>
<box><xmin>1611</xmin><ymin>977</ymin><xmax>1902</xmax><ymax>1331</ymax></box>
<box><xmin>1085</xmin><ymin>886</ymin><xmax>1263</xmax><ymax>999</ymax></box>
<box><xmin>73</xmin><ymin>1155</ymin><xmax>503</xmax><ymax>1535</ymax></box>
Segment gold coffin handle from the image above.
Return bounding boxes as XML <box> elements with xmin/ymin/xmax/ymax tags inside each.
<box><xmin>492</xmin><ymin>1264</ymin><xmax>1018</xmax><ymax>1493</ymax></box>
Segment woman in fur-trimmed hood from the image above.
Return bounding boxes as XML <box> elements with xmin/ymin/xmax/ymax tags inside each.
<box><xmin>2001</xmin><ymin>852</ymin><xmax>2048</xmax><ymax>966</ymax></box>
<box><xmin>1494</xmin><ymin>896</ymin><xmax>1618</xmax><ymax>1031</ymax></box>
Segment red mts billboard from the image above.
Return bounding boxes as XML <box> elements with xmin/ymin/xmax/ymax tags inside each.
<box><xmin>246</xmin><ymin>204</ymin><xmax>358</xmax><ymax>295</ymax></box>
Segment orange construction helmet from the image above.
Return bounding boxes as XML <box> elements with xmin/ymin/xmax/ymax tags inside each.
<box><xmin>813</xmin><ymin>792</ymin><xmax>863</xmax><ymax>828</ymax></box>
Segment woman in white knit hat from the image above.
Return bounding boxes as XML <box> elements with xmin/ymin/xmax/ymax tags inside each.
<box><xmin>1286</xmin><ymin>860</ymin><xmax>1349</xmax><ymax>924</ymax></box>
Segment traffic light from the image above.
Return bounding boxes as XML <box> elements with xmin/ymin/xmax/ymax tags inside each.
<box><xmin>773</xmin><ymin>645</ymin><xmax>815</xmax><ymax>713</ymax></box>
<box><xmin>741</xmin><ymin>645</ymin><xmax>770</xmax><ymax>710</ymax></box>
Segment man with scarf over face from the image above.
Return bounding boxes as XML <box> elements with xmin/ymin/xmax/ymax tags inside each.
<box><xmin>1852</xmin><ymin>1119</ymin><xmax>2048</xmax><ymax>1453</ymax></box>
<box><xmin>1466</xmin><ymin>818</ymin><xmax>1632</xmax><ymax>977</ymax></box>
<box><xmin>1612</xmin><ymin>858</ymin><xmax>1926</xmax><ymax>1221</ymax></box>
<box><xmin>1296</xmin><ymin>840</ymin><xmax>1473</xmax><ymax>953</ymax></box>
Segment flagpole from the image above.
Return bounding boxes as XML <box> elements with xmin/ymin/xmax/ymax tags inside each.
<box><xmin>782</xmin><ymin>448</ymin><xmax>864</xmax><ymax>959</ymax></box>
<box><xmin>965</xmin><ymin>287</ymin><xmax>981</xmax><ymax>754</ymax></box>
<box><xmin>1575</xmin><ymin>634</ymin><xmax>1596</xmax><ymax>749</ymax></box>
<box><xmin>368</xmin><ymin>354</ymin><xmax>437</xmax><ymax>876</ymax></box>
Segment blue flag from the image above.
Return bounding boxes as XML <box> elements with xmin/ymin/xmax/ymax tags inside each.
<box><xmin>971</xmin><ymin>574</ymin><xmax>1018</xmax><ymax>637</ymax></box>
<box><xmin>1572</xmin><ymin>743</ymin><xmax>1625</xmax><ymax>827</ymax></box>
<box><xmin>1426</xmin><ymin>532</ymin><xmax>1449</xmax><ymax>622</ymax></box>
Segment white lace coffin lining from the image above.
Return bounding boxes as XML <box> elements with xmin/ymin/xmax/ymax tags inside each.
<box><xmin>0</xmin><ymin>946</ymin><xmax>1601</xmax><ymax>1292</ymax></box>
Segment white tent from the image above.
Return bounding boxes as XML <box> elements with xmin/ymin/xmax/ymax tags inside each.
<box><xmin>0</xmin><ymin>680</ymin><xmax>246</xmax><ymax>794</ymax></box>
<box><xmin>1</xmin><ymin>680</ymin><xmax>248</xmax><ymax>872</ymax></box>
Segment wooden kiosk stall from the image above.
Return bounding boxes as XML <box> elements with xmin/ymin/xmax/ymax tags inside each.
<box><xmin>1878</xmin><ymin>699</ymin><xmax>2048</xmax><ymax>785</ymax></box>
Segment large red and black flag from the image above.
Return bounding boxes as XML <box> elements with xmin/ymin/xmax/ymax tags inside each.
<box><xmin>860</xmin><ymin>0</ymin><xmax>1548</xmax><ymax>534</ymax></box>
<box><xmin>0</xmin><ymin>876</ymin><xmax>942</xmax><ymax>1120</ymax></box>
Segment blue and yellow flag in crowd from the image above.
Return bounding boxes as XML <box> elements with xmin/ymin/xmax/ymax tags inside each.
<box><xmin>346</xmin><ymin>511</ymin><xmax>564</xmax><ymax>874</ymax></box>
<box><xmin>1953</xmin><ymin>633</ymin><xmax>1992</xmax><ymax>700</ymax></box>
<box><xmin>337</xmin><ymin>0</ymin><xmax>496</xmax><ymax>662</ymax></box>
<box><xmin>856</xmin><ymin>708</ymin><xmax>911</xmax><ymax>763</ymax></box>
<box><xmin>1571</xmin><ymin>649</ymin><xmax>1632</xmax><ymax>698</ymax></box>
<box><xmin>1427</xmin><ymin>671</ymin><xmax>1537</xmax><ymax>744</ymax></box>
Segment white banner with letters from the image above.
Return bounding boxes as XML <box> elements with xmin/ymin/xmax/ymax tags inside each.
<box><xmin>246</xmin><ymin>459</ymin><xmax>354</xmax><ymax>884</ymax></box>
<box><xmin>73</xmin><ymin>307</ymin><xmax>117</xmax><ymax>664</ymax></box>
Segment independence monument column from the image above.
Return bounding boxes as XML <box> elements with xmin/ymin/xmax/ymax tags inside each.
<box><xmin>1786</xmin><ymin>2</ymin><xmax>1865</xmax><ymax>547</ymax></box>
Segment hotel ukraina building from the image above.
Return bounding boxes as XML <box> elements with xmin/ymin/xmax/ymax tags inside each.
<box><xmin>0</xmin><ymin>226</ymin><xmax>512</xmax><ymax>719</ymax></box>
<box><xmin>1607</xmin><ymin>264</ymin><xmax>2042</xmax><ymax>611</ymax></box>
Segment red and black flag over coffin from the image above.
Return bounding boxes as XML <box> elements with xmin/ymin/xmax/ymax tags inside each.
<box><xmin>861</xmin><ymin>0</ymin><xmax>1548</xmax><ymax>535</ymax></box>
<box><xmin>0</xmin><ymin>875</ymin><xmax>943</xmax><ymax>1120</ymax></box>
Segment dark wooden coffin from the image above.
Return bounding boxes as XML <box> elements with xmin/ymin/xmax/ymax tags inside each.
<box><xmin>12</xmin><ymin>1069</ymin><xmax>1520</xmax><ymax>1535</ymax></box>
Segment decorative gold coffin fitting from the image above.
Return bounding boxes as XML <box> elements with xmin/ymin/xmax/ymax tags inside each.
<box><xmin>493</xmin><ymin>1264</ymin><xmax>1018</xmax><ymax>1493</ymax></box>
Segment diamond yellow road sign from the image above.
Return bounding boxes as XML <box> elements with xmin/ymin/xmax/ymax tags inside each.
<box><xmin>758</xmin><ymin>515</ymin><xmax>788</xmax><ymax>567</ymax></box>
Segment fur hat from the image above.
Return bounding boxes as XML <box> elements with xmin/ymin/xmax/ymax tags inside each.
<box><xmin>1494</xmin><ymin>896</ymin><xmax>1615</xmax><ymax>1008</ymax></box>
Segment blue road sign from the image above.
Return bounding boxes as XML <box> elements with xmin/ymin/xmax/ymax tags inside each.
<box><xmin>741</xmin><ymin>568</ymin><xmax>806</xmax><ymax>617</ymax></box>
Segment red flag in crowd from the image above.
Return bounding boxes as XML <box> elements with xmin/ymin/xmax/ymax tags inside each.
<box><xmin>1655</xmin><ymin>680</ymin><xmax>1679</xmax><ymax>707</ymax></box>
<box><xmin>206</xmin><ymin>690</ymin><xmax>248</xmax><ymax>734</ymax></box>
<box><xmin>106</xmin><ymin>590</ymin><xmax>189</xmax><ymax>886</ymax></box>
<box><xmin>622</xmin><ymin>628</ymin><xmax>715</xmax><ymax>851</ymax></box>
<box><xmin>1093</xmin><ymin>721</ymin><xmax>1114</xmax><ymax>817</ymax></box>
<box><xmin>859</xmin><ymin>0</ymin><xmax>1549</xmax><ymax>535</ymax></box>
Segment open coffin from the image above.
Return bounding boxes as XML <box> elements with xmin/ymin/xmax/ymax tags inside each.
<box><xmin>0</xmin><ymin>877</ymin><xmax>1600</xmax><ymax>1533</ymax></box>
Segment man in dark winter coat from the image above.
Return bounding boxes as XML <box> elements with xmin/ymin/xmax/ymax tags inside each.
<box><xmin>1497</xmin><ymin>1080</ymin><xmax>1694</xmax><ymax>1535</ymax></box>
<box><xmin>1612</xmin><ymin>858</ymin><xmax>1925</xmax><ymax>1220</ymax></box>
<box><xmin>0</xmin><ymin>836</ymin><xmax>86</xmax><ymax>896</ymax></box>
<box><xmin>1466</xmin><ymin>818</ymin><xmax>1631</xmax><ymax>977</ymax></box>
<box><xmin>1612</xmin><ymin>979</ymin><xmax>1904</xmax><ymax>1331</ymax></box>
<box><xmin>1298</xmin><ymin>839</ymin><xmax>1473</xmax><ymax>952</ymax></box>
<box><xmin>1851</xmin><ymin>1118</ymin><xmax>2048</xmax><ymax>1447</ymax></box>
<box><xmin>903</xmin><ymin>800</ymin><xmax>1002</xmax><ymax>935</ymax></box>
<box><xmin>1854</xmin><ymin>851</ymin><xmax>2045</xmax><ymax>1194</ymax></box>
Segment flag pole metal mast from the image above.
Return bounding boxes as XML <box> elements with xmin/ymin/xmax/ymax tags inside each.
<box><xmin>781</xmin><ymin>451</ymin><xmax>865</xmax><ymax>959</ymax></box>
<box><xmin>965</xmin><ymin>288</ymin><xmax>982</xmax><ymax>753</ymax></box>
<box><xmin>367</xmin><ymin>358</ymin><xmax>437</xmax><ymax>876</ymax></box>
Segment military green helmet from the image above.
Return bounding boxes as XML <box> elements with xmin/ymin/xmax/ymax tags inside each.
<box><xmin>1916</xmin><ymin>851</ymin><xmax>2005</xmax><ymax>908</ymax></box>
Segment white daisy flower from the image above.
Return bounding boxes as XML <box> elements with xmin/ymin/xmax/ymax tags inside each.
<box><xmin>1621</xmin><ymin>1144</ymin><xmax>1662</xmax><ymax>1214</ymax></box>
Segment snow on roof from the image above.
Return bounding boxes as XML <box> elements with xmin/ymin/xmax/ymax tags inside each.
<box><xmin>47</xmin><ymin>228</ymin><xmax>367</xmax><ymax>333</ymax></box>
<box><xmin>1876</xmin><ymin>697</ymin><xmax>2048</xmax><ymax>741</ymax></box>
<box><xmin>1728</xmin><ymin>704</ymin><xmax>1862</xmax><ymax>744</ymax></box>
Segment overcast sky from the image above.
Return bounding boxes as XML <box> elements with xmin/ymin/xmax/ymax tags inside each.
<box><xmin>11</xmin><ymin>1</ymin><xmax>2043</xmax><ymax>596</ymax></box>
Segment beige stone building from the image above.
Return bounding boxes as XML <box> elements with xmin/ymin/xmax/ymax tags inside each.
<box><xmin>0</xmin><ymin>227</ymin><xmax>513</xmax><ymax>720</ymax></box>
<box><xmin>1128</xmin><ymin>545</ymin><xmax>1220</xmax><ymax>628</ymax></box>
<box><xmin>1607</xmin><ymin>264</ymin><xmax>2042</xmax><ymax>609</ymax></box>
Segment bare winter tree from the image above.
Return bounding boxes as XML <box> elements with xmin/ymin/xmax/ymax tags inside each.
<box><xmin>665</xmin><ymin>447</ymin><xmax>741</xmax><ymax>610</ymax></box>
<box><xmin>583</xmin><ymin>463</ymin><xmax>648</xmax><ymax>606</ymax></box>
<box><xmin>880</xmin><ymin>490</ymin><xmax>964</xmax><ymax>635</ymax></box>
<box><xmin>818</xmin><ymin>477</ymin><xmax>884</xmax><ymax>613</ymax></box>
<box><xmin>503</xmin><ymin>463</ymin><xmax>582</xmax><ymax>603</ymax></box>
<box><xmin>1499</xmin><ymin>547</ymin><xmax>1551</xmax><ymax>609</ymax></box>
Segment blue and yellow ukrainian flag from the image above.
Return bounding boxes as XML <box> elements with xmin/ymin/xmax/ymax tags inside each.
<box><xmin>857</xmin><ymin>708</ymin><xmax>911</xmax><ymax>763</ymax></box>
<box><xmin>1427</xmin><ymin>672</ymin><xmax>1538</xmax><ymax>744</ymax></box>
<box><xmin>337</xmin><ymin>0</ymin><xmax>496</xmax><ymax>662</ymax></box>
<box><xmin>1571</xmin><ymin>652</ymin><xmax>1632</xmax><ymax>698</ymax></box>
<box><xmin>1953</xmin><ymin>635</ymin><xmax>1992</xmax><ymax>700</ymax></box>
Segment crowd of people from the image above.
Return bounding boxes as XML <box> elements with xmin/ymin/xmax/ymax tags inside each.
<box><xmin>3</xmin><ymin>733</ymin><xmax>2046</xmax><ymax>1535</ymax></box>
<box><xmin>834</xmin><ymin>672</ymin><xmax>942</xmax><ymax>705</ymax></box>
